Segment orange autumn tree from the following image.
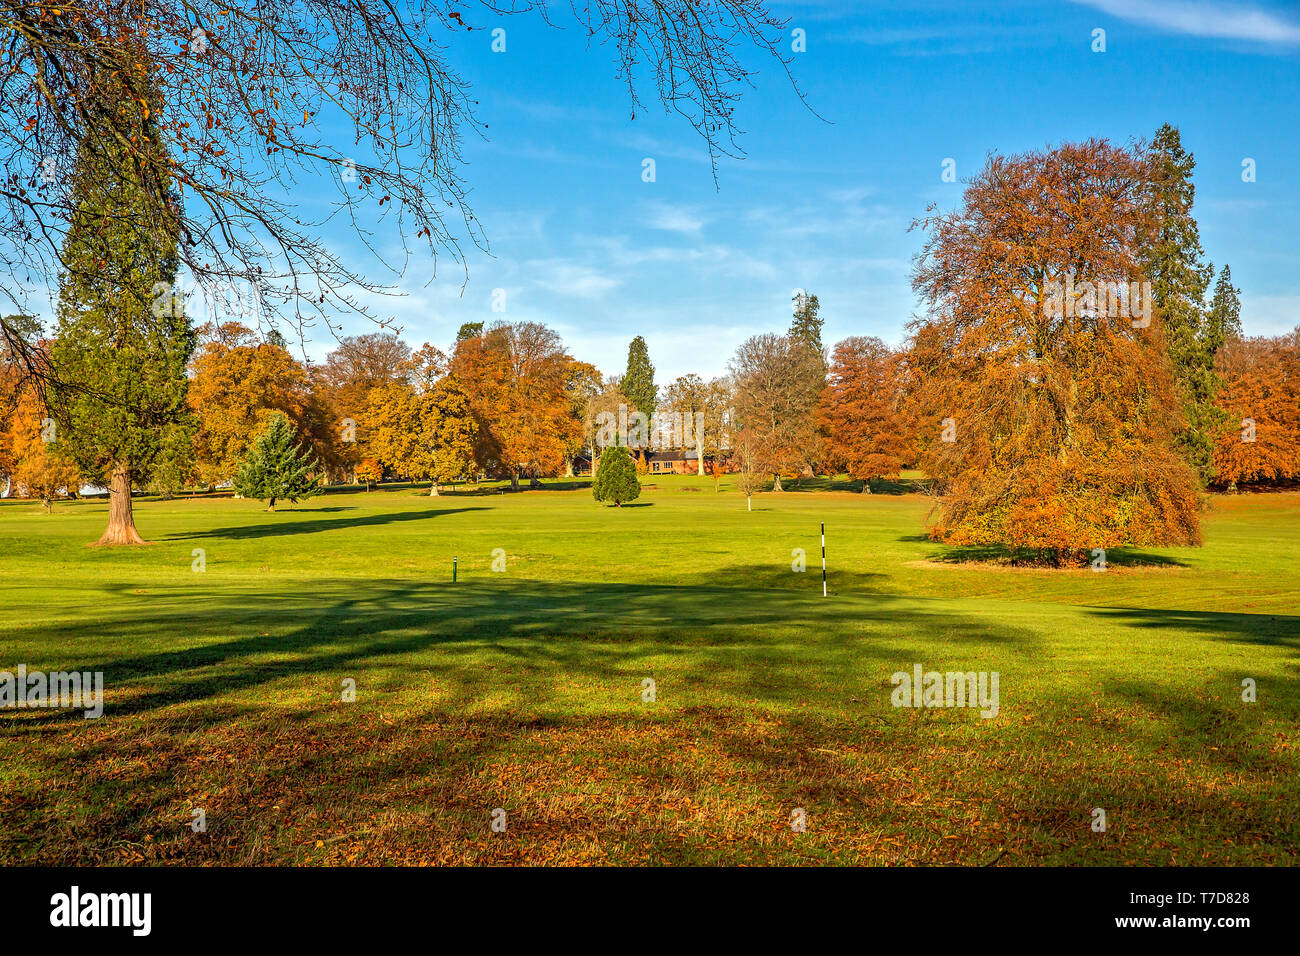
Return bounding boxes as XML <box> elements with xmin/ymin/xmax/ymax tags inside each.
<box><xmin>565</xmin><ymin>360</ymin><xmax>605</xmax><ymax>477</ymax></box>
<box><xmin>313</xmin><ymin>332</ymin><xmax>413</xmax><ymax>481</ymax></box>
<box><xmin>188</xmin><ymin>323</ymin><xmax>312</xmax><ymax>486</ymax></box>
<box><xmin>1</xmin><ymin>324</ymin><xmax>81</xmax><ymax>508</ymax></box>
<box><xmin>909</xmin><ymin>139</ymin><xmax>1201</xmax><ymax>565</ymax></box>
<box><xmin>5</xmin><ymin>385</ymin><xmax>82</xmax><ymax>511</ymax></box>
<box><xmin>355</xmin><ymin>457</ymin><xmax>383</xmax><ymax>491</ymax></box>
<box><xmin>0</xmin><ymin>339</ymin><xmax>25</xmax><ymax>495</ymax></box>
<box><xmin>366</xmin><ymin>345</ymin><xmax>477</xmax><ymax>495</ymax></box>
<box><xmin>450</xmin><ymin>321</ymin><xmax>580</xmax><ymax>491</ymax></box>
<box><xmin>1212</xmin><ymin>330</ymin><xmax>1300</xmax><ymax>488</ymax></box>
<box><xmin>818</xmin><ymin>336</ymin><xmax>907</xmax><ymax>493</ymax></box>
<box><xmin>6</xmin><ymin>390</ymin><xmax>80</xmax><ymax>512</ymax></box>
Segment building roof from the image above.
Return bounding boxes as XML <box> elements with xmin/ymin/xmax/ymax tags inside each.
<box><xmin>650</xmin><ymin>449</ymin><xmax>698</xmax><ymax>461</ymax></box>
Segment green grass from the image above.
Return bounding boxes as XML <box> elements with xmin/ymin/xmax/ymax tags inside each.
<box><xmin>2</xmin><ymin>476</ymin><xmax>1297</xmax><ymax>865</ymax></box>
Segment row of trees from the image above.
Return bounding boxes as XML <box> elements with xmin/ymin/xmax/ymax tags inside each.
<box><xmin>11</xmin><ymin>273</ymin><xmax>1286</xmax><ymax>512</ymax></box>
<box><xmin>1</xmin><ymin>316</ymin><xmax>693</xmax><ymax>505</ymax></box>
<box><xmin>0</xmin><ymin>1</ymin><xmax>803</xmax><ymax>544</ymax></box>
<box><xmin>2</xmin><ymin>107</ymin><xmax>1289</xmax><ymax>561</ymax></box>
<box><xmin>181</xmin><ymin>319</ymin><xmax>745</xmax><ymax>494</ymax></box>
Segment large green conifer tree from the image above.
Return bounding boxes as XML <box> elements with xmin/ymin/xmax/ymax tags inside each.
<box><xmin>592</xmin><ymin>439</ymin><xmax>640</xmax><ymax>507</ymax></box>
<box><xmin>48</xmin><ymin>72</ymin><xmax>195</xmax><ymax>545</ymax></box>
<box><xmin>1143</xmin><ymin>124</ymin><xmax>1221</xmax><ymax>484</ymax></box>
<box><xmin>622</xmin><ymin>336</ymin><xmax>658</xmax><ymax>422</ymax></box>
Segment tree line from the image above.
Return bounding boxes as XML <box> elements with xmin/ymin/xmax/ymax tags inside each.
<box><xmin>3</xmin><ymin>127</ymin><xmax>1294</xmax><ymax>564</ymax></box>
<box><xmin>0</xmin><ymin>0</ymin><xmax>804</xmax><ymax>543</ymax></box>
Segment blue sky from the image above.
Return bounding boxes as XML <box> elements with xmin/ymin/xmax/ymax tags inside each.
<box><xmin>91</xmin><ymin>1</ymin><xmax>1300</xmax><ymax>380</ymax></box>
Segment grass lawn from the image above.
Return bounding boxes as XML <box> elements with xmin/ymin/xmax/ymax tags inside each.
<box><xmin>2</xmin><ymin>476</ymin><xmax>1297</xmax><ymax>865</ymax></box>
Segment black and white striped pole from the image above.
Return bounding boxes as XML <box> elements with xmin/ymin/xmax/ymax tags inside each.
<box><xmin>821</xmin><ymin>522</ymin><xmax>826</xmax><ymax>597</ymax></box>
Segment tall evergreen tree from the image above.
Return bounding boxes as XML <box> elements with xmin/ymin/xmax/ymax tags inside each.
<box><xmin>233</xmin><ymin>412</ymin><xmax>322</xmax><ymax>511</ymax></box>
<box><xmin>789</xmin><ymin>290</ymin><xmax>825</xmax><ymax>358</ymax></box>
<box><xmin>622</xmin><ymin>336</ymin><xmax>658</xmax><ymax>420</ymax></box>
<box><xmin>1143</xmin><ymin>124</ymin><xmax>1218</xmax><ymax>483</ymax></box>
<box><xmin>48</xmin><ymin>77</ymin><xmax>195</xmax><ymax>545</ymax></box>
<box><xmin>1206</xmin><ymin>266</ymin><xmax>1243</xmax><ymax>348</ymax></box>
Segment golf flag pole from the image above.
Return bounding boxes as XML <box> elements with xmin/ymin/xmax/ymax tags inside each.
<box><xmin>821</xmin><ymin>522</ymin><xmax>826</xmax><ymax>597</ymax></box>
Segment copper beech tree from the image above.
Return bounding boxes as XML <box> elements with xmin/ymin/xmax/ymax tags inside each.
<box><xmin>909</xmin><ymin>139</ymin><xmax>1202</xmax><ymax>565</ymax></box>
<box><xmin>817</xmin><ymin>336</ymin><xmax>906</xmax><ymax>493</ymax></box>
<box><xmin>1212</xmin><ymin>331</ymin><xmax>1300</xmax><ymax>488</ymax></box>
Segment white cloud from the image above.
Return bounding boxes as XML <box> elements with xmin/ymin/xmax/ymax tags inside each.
<box><xmin>586</xmin><ymin>234</ymin><xmax>782</xmax><ymax>282</ymax></box>
<box><xmin>1070</xmin><ymin>0</ymin><xmax>1300</xmax><ymax>45</ymax></box>
<box><xmin>827</xmin><ymin>185</ymin><xmax>877</xmax><ymax>204</ymax></box>
<box><xmin>644</xmin><ymin>202</ymin><xmax>706</xmax><ymax>234</ymax></box>
<box><xmin>742</xmin><ymin>195</ymin><xmax>903</xmax><ymax>241</ymax></box>
<box><xmin>528</xmin><ymin>260</ymin><xmax>622</xmax><ymax>299</ymax></box>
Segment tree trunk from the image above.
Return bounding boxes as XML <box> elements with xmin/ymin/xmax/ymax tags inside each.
<box><xmin>95</xmin><ymin>461</ymin><xmax>146</xmax><ymax>545</ymax></box>
<box><xmin>773</xmin><ymin>474</ymin><xmax>783</xmax><ymax>492</ymax></box>
<box><xmin>747</xmin><ymin>494</ymin><xmax>752</xmax><ymax>512</ymax></box>
<box><xmin>862</xmin><ymin>479</ymin><xmax>872</xmax><ymax>494</ymax></box>
<box><xmin>267</xmin><ymin>498</ymin><xmax>276</xmax><ymax>512</ymax></box>
<box><xmin>510</xmin><ymin>472</ymin><xmax>519</xmax><ymax>492</ymax></box>
<box><xmin>429</xmin><ymin>481</ymin><xmax>439</xmax><ymax>496</ymax></box>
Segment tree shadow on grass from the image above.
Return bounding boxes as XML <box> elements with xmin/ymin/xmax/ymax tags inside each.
<box><xmin>6</xmin><ymin>579</ymin><xmax>1039</xmax><ymax>723</ymax></box>
<box><xmin>901</xmin><ymin>535</ymin><xmax>1190</xmax><ymax>569</ymax></box>
<box><xmin>1084</xmin><ymin>606</ymin><xmax>1300</xmax><ymax>648</ymax></box>
<box><xmin>169</xmin><ymin>506</ymin><xmax>488</xmax><ymax>541</ymax></box>
<box><xmin>8</xmin><ymin>580</ymin><xmax>1300</xmax><ymax>865</ymax></box>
